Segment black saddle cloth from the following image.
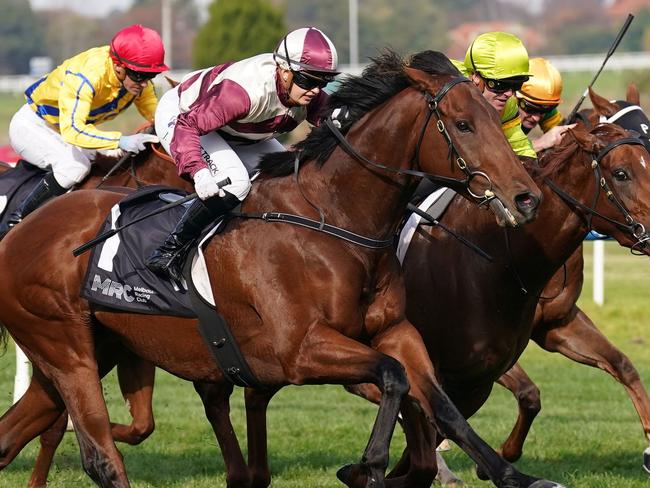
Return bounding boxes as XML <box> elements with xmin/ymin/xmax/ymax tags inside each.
<box><xmin>81</xmin><ymin>186</ymin><xmax>201</xmax><ymax>317</ymax></box>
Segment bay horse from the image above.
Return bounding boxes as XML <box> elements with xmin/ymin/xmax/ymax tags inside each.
<box><xmin>483</xmin><ymin>83</ymin><xmax>650</xmax><ymax>478</ymax></box>
<box><xmin>381</xmin><ymin>94</ymin><xmax>650</xmax><ymax>482</ymax></box>
<box><xmin>0</xmin><ymin>51</ymin><xmax>554</xmax><ymax>488</ymax></box>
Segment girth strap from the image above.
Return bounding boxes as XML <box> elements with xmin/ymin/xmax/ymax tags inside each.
<box><xmin>186</xmin><ymin>260</ymin><xmax>264</xmax><ymax>389</ymax></box>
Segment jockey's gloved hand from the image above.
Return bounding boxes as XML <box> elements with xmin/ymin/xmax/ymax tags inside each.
<box><xmin>193</xmin><ymin>168</ymin><xmax>225</xmax><ymax>200</ymax></box>
<box><xmin>118</xmin><ymin>133</ymin><xmax>159</xmax><ymax>154</ymax></box>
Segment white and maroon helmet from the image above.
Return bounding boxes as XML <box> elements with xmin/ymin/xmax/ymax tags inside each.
<box><xmin>274</xmin><ymin>27</ymin><xmax>339</xmax><ymax>75</ymax></box>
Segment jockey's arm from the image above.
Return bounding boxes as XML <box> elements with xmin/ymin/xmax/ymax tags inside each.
<box><xmin>57</xmin><ymin>72</ymin><xmax>121</xmax><ymax>150</ymax></box>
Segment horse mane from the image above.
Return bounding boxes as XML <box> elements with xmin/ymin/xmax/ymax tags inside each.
<box><xmin>536</xmin><ymin>123</ymin><xmax>631</xmax><ymax>179</ymax></box>
<box><xmin>258</xmin><ymin>49</ymin><xmax>460</xmax><ymax>177</ymax></box>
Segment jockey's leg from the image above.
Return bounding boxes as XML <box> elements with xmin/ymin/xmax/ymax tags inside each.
<box><xmin>0</xmin><ymin>171</ymin><xmax>67</xmax><ymax>237</ymax></box>
<box><xmin>145</xmin><ymin>191</ymin><xmax>240</xmax><ymax>283</ymax></box>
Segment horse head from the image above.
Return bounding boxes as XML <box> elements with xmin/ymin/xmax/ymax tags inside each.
<box><xmin>403</xmin><ymin>60</ymin><xmax>541</xmax><ymax>227</ymax></box>
<box><xmin>542</xmin><ymin>120</ymin><xmax>650</xmax><ymax>256</ymax></box>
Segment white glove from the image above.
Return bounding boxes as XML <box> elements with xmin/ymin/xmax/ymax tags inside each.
<box><xmin>95</xmin><ymin>148</ymin><xmax>125</xmax><ymax>159</ymax></box>
<box><xmin>118</xmin><ymin>133</ymin><xmax>159</xmax><ymax>154</ymax></box>
<box><xmin>193</xmin><ymin>168</ymin><xmax>225</xmax><ymax>200</ymax></box>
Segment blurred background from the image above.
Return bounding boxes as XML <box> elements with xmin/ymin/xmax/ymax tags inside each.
<box><xmin>0</xmin><ymin>0</ymin><xmax>649</xmax><ymax>145</ymax></box>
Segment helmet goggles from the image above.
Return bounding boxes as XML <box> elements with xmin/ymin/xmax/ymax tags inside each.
<box><xmin>481</xmin><ymin>75</ymin><xmax>527</xmax><ymax>94</ymax></box>
<box><xmin>292</xmin><ymin>70</ymin><xmax>334</xmax><ymax>90</ymax></box>
<box><xmin>125</xmin><ymin>67</ymin><xmax>157</xmax><ymax>83</ymax></box>
<box><xmin>518</xmin><ymin>97</ymin><xmax>556</xmax><ymax>115</ymax></box>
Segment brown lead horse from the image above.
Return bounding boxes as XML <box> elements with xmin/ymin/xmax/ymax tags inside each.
<box><xmin>390</xmin><ymin>95</ymin><xmax>650</xmax><ymax>482</ymax></box>
<box><xmin>486</xmin><ymin>84</ymin><xmax>650</xmax><ymax>477</ymax></box>
<box><xmin>0</xmin><ymin>52</ymin><xmax>551</xmax><ymax>488</ymax></box>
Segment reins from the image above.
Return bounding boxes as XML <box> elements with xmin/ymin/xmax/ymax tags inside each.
<box><xmin>544</xmin><ymin>135</ymin><xmax>649</xmax><ymax>254</ymax></box>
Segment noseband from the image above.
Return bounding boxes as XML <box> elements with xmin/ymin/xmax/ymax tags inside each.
<box><xmin>544</xmin><ymin>134</ymin><xmax>649</xmax><ymax>254</ymax></box>
<box><xmin>324</xmin><ymin>76</ymin><xmax>497</xmax><ymax>206</ymax></box>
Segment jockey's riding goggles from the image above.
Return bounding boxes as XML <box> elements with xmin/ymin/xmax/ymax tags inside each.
<box><xmin>292</xmin><ymin>70</ymin><xmax>334</xmax><ymax>91</ymax></box>
<box><xmin>517</xmin><ymin>97</ymin><xmax>556</xmax><ymax>115</ymax></box>
<box><xmin>125</xmin><ymin>68</ymin><xmax>157</xmax><ymax>83</ymax></box>
<box><xmin>482</xmin><ymin>75</ymin><xmax>527</xmax><ymax>94</ymax></box>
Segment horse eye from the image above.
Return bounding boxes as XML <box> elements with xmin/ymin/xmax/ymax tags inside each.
<box><xmin>456</xmin><ymin>120</ymin><xmax>471</xmax><ymax>132</ymax></box>
<box><xmin>612</xmin><ymin>169</ymin><xmax>630</xmax><ymax>181</ymax></box>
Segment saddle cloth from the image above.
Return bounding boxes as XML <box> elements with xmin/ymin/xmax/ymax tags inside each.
<box><xmin>0</xmin><ymin>160</ymin><xmax>46</xmax><ymax>222</ymax></box>
<box><xmin>81</xmin><ymin>186</ymin><xmax>222</xmax><ymax>317</ymax></box>
<box><xmin>396</xmin><ymin>187</ymin><xmax>457</xmax><ymax>263</ymax></box>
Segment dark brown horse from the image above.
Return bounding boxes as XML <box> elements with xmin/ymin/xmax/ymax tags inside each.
<box><xmin>482</xmin><ymin>84</ymin><xmax>650</xmax><ymax>478</ymax></box>
<box><xmin>386</xmin><ymin>94</ymin><xmax>650</xmax><ymax>483</ymax></box>
<box><xmin>0</xmin><ymin>52</ymin><xmax>551</xmax><ymax>488</ymax></box>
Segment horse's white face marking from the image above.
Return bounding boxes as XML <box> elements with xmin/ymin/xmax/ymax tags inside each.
<box><xmin>640</xmin><ymin>156</ymin><xmax>647</xmax><ymax>169</ymax></box>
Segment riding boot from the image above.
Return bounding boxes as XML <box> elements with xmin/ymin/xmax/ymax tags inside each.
<box><xmin>145</xmin><ymin>191</ymin><xmax>240</xmax><ymax>283</ymax></box>
<box><xmin>0</xmin><ymin>172</ymin><xmax>67</xmax><ymax>239</ymax></box>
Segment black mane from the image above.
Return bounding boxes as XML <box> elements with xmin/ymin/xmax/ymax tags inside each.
<box><xmin>259</xmin><ymin>49</ymin><xmax>459</xmax><ymax>177</ymax></box>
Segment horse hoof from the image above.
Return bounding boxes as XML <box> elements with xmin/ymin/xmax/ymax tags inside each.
<box><xmin>475</xmin><ymin>464</ymin><xmax>489</xmax><ymax>481</ymax></box>
<box><xmin>337</xmin><ymin>464</ymin><xmax>378</xmax><ymax>488</ymax></box>
<box><xmin>528</xmin><ymin>481</ymin><xmax>566</xmax><ymax>488</ymax></box>
<box><xmin>643</xmin><ymin>446</ymin><xmax>650</xmax><ymax>474</ymax></box>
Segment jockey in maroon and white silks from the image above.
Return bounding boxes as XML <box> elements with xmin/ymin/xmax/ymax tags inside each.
<box><xmin>147</xmin><ymin>27</ymin><xmax>340</xmax><ymax>283</ymax></box>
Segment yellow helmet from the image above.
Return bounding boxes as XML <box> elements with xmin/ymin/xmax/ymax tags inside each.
<box><xmin>464</xmin><ymin>32</ymin><xmax>530</xmax><ymax>80</ymax></box>
<box><xmin>517</xmin><ymin>57</ymin><xmax>562</xmax><ymax>105</ymax></box>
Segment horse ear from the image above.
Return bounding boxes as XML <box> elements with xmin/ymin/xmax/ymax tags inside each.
<box><xmin>567</xmin><ymin>123</ymin><xmax>600</xmax><ymax>153</ymax></box>
<box><xmin>404</xmin><ymin>66</ymin><xmax>432</xmax><ymax>90</ymax></box>
<box><xmin>589</xmin><ymin>87</ymin><xmax>618</xmax><ymax>118</ymax></box>
<box><xmin>165</xmin><ymin>75</ymin><xmax>179</xmax><ymax>88</ymax></box>
<box><xmin>626</xmin><ymin>82</ymin><xmax>640</xmax><ymax>105</ymax></box>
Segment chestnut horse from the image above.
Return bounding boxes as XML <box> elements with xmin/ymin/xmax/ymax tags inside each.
<box><xmin>486</xmin><ymin>84</ymin><xmax>650</xmax><ymax>478</ymax></box>
<box><xmin>0</xmin><ymin>52</ymin><xmax>553</xmax><ymax>488</ymax></box>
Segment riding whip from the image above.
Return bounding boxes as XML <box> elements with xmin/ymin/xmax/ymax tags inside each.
<box><xmin>566</xmin><ymin>13</ymin><xmax>634</xmax><ymax>123</ymax></box>
<box><xmin>95</xmin><ymin>151</ymin><xmax>133</xmax><ymax>188</ymax></box>
<box><xmin>72</xmin><ymin>177</ymin><xmax>231</xmax><ymax>257</ymax></box>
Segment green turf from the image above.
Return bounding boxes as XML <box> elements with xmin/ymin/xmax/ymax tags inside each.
<box><xmin>0</xmin><ymin>241</ymin><xmax>648</xmax><ymax>487</ymax></box>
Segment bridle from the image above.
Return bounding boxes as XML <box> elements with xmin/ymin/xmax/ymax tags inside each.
<box><xmin>544</xmin><ymin>132</ymin><xmax>649</xmax><ymax>255</ymax></box>
<box><xmin>324</xmin><ymin>75</ymin><xmax>498</xmax><ymax>206</ymax></box>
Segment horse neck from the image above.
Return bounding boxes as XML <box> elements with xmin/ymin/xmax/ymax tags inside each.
<box><xmin>510</xmin><ymin>153</ymin><xmax>596</xmax><ymax>284</ymax></box>
<box><xmin>300</xmin><ymin>88</ymin><xmax>425</xmax><ymax>239</ymax></box>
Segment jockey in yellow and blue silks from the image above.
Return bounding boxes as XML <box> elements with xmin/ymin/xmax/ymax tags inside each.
<box><xmin>452</xmin><ymin>32</ymin><xmax>537</xmax><ymax>159</ymax></box>
<box><xmin>0</xmin><ymin>24</ymin><xmax>168</xmax><ymax>239</ymax></box>
<box><xmin>516</xmin><ymin>57</ymin><xmax>575</xmax><ymax>152</ymax></box>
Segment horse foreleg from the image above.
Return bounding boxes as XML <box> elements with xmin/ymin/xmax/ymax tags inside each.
<box><xmin>532</xmin><ymin>306</ymin><xmax>650</xmax><ymax>458</ymax></box>
<box><xmin>111</xmin><ymin>353</ymin><xmax>156</xmax><ymax>444</ymax></box>
<box><xmin>285</xmin><ymin>324</ymin><xmax>408</xmax><ymax>488</ymax></box>
<box><xmin>245</xmin><ymin>387</ymin><xmax>280</xmax><ymax>488</ymax></box>
<box><xmin>495</xmin><ymin>362</ymin><xmax>541</xmax><ymax>462</ymax></box>
<box><xmin>193</xmin><ymin>381</ymin><xmax>252</xmax><ymax>488</ymax></box>
<box><xmin>371</xmin><ymin>320</ymin><xmax>561</xmax><ymax>488</ymax></box>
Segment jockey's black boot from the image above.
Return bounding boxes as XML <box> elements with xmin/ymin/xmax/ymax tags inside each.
<box><xmin>145</xmin><ymin>191</ymin><xmax>239</xmax><ymax>283</ymax></box>
<box><xmin>0</xmin><ymin>171</ymin><xmax>67</xmax><ymax>239</ymax></box>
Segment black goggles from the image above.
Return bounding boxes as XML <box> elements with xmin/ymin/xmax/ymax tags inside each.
<box><xmin>482</xmin><ymin>76</ymin><xmax>526</xmax><ymax>94</ymax></box>
<box><xmin>292</xmin><ymin>70</ymin><xmax>334</xmax><ymax>90</ymax></box>
<box><xmin>125</xmin><ymin>68</ymin><xmax>157</xmax><ymax>83</ymax></box>
<box><xmin>518</xmin><ymin>98</ymin><xmax>556</xmax><ymax>115</ymax></box>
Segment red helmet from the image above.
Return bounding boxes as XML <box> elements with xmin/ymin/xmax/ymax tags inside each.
<box><xmin>274</xmin><ymin>27</ymin><xmax>339</xmax><ymax>74</ymax></box>
<box><xmin>110</xmin><ymin>24</ymin><xmax>169</xmax><ymax>73</ymax></box>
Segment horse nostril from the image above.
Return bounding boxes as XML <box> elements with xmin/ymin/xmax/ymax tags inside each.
<box><xmin>515</xmin><ymin>192</ymin><xmax>540</xmax><ymax>214</ymax></box>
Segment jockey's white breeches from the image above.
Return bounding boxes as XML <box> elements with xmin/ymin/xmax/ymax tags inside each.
<box><xmin>155</xmin><ymin>86</ymin><xmax>285</xmax><ymax>201</ymax></box>
<box><xmin>9</xmin><ymin>104</ymin><xmax>96</xmax><ymax>189</ymax></box>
